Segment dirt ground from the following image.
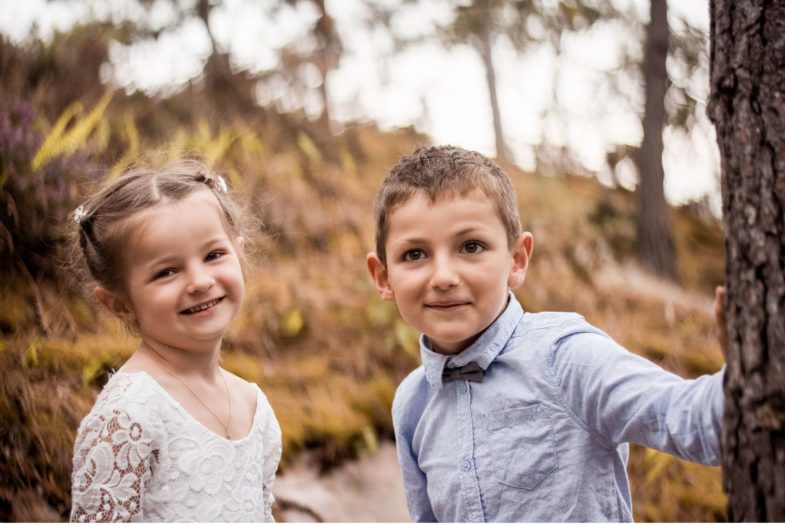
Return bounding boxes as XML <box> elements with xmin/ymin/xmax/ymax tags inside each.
<box><xmin>274</xmin><ymin>441</ymin><xmax>410</xmax><ymax>522</ymax></box>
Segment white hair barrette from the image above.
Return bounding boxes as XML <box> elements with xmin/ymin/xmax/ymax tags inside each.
<box><xmin>215</xmin><ymin>175</ymin><xmax>228</xmax><ymax>193</ymax></box>
<box><xmin>72</xmin><ymin>205</ymin><xmax>87</xmax><ymax>223</ymax></box>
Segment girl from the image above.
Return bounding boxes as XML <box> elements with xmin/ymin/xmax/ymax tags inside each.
<box><xmin>69</xmin><ymin>159</ymin><xmax>281</xmax><ymax>522</ymax></box>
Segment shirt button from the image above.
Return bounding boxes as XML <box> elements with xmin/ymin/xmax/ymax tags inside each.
<box><xmin>460</xmin><ymin>382</ymin><xmax>468</xmax><ymax>394</ymax></box>
<box><xmin>462</xmin><ymin>458</ymin><xmax>473</xmax><ymax>472</ymax></box>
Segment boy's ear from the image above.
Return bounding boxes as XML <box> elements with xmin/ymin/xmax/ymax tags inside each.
<box><xmin>508</xmin><ymin>232</ymin><xmax>534</xmax><ymax>290</ymax></box>
<box><xmin>94</xmin><ymin>286</ymin><xmax>135</xmax><ymax>324</ymax></box>
<box><xmin>366</xmin><ymin>252</ymin><xmax>395</xmax><ymax>302</ymax></box>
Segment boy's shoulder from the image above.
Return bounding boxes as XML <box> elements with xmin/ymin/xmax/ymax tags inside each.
<box><xmin>391</xmin><ymin>365</ymin><xmax>430</xmax><ymax>420</ymax></box>
<box><xmin>518</xmin><ymin>310</ymin><xmax>591</xmax><ymax>331</ymax></box>
<box><xmin>513</xmin><ymin>310</ymin><xmax>607</xmax><ymax>346</ymax></box>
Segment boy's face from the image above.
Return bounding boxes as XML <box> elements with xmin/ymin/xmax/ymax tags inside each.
<box><xmin>367</xmin><ymin>190</ymin><xmax>533</xmax><ymax>355</ymax></box>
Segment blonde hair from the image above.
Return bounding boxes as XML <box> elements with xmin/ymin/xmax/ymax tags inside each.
<box><xmin>373</xmin><ymin>145</ymin><xmax>522</xmax><ymax>265</ymax></box>
<box><xmin>70</xmin><ymin>158</ymin><xmax>252</xmax><ymax>296</ymax></box>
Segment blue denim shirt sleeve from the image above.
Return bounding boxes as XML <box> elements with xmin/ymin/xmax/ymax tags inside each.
<box><xmin>551</xmin><ymin>331</ymin><xmax>724</xmax><ymax>464</ymax></box>
<box><xmin>392</xmin><ymin>371</ymin><xmax>437</xmax><ymax>522</ymax></box>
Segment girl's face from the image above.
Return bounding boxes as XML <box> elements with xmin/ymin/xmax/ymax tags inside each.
<box><xmin>114</xmin><ymin>190</ymin><xmax>245</xmax><ymax>354</ymax></box>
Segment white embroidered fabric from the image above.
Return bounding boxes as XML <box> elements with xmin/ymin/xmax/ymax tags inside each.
<box><xmin>70</xmin><ymin>370</ymin><xmax>282</xmax><ymax>522</ymax></box>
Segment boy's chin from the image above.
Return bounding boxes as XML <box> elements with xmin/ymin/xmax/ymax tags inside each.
<box><xmin>427</xmin><ymin>335</ymin><xmax>480</xmax><ymax>356</ymax></box>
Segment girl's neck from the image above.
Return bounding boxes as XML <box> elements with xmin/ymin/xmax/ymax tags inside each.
<box><xmin>138</xmin><ymin>340</ymin><xmax>222</xmax><ymax>379</ymax></box>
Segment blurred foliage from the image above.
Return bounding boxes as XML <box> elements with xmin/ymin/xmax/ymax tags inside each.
<box><xmin>0</xmin><ymin>20</ymin><xmax>726</xmax><ymax>523</ymax></box>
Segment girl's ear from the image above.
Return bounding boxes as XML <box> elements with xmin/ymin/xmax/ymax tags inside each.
<box><xmin>508</xmin><ymin>232</ymin><xmax>534</xmax><ymax>290</ymax></box>
<box><xmin>94</xmin><ymin>286</ymin><xmax>135</xmax><ymax>324</ymax></box>
<box><xmin>235</xmin><ymin>236</ymin><xmax>245</xmax><ymax>254</ymax></box>
<box><xmin>366</xmin><ymin>252</ymin><xmax>395</xmax><ymax>302</ymax></box>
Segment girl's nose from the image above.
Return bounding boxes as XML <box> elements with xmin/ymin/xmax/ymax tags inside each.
<box><xmin>186</xmin><ymin>266</ymin><xmax>215</xmax><ymax>294</ymax></box>
<box><xmin>430</xmin><ymin>255</ymin><xmax>460</xmax><ymax>290</ymax></box>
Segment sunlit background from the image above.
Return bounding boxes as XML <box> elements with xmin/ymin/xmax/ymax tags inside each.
<box><xmin>0</xmin><ymin>0</ymin><xmax>727</xmax><ymax>521</ymax></box>
<box><xmin>1</xmin><ymin>0</ymin><xmax>719</xmax><ymax>210</ymax></box>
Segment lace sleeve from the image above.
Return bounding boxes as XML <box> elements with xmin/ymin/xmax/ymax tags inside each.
<box><xmin>70</xmin><ymin>407</ymin><xmax>160</xmax><ymax>522</ymax></box>
<box><xmin>261</xmin><ymin>401</ymin><xmax>282</xmax><ymax>522</ymax></box>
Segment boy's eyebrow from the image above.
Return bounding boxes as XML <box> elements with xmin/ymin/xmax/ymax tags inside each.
<box><xmin>389</xmin><ymin>226</ymin><xmax>491</xmax><ymax>249</ymax></box>
<box><xmin>389</xmin><ymin>237</ymin><xmax>430</xmax><ymax>249</ymax></box>
<box><xmin>453</xmin><ymin>226</ymin><xmax>487</xmax><ymax>237</ymax></box>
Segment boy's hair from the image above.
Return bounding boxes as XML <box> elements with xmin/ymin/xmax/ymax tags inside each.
<box><xmin>373</xmin><ymin>145</ymin><xmax>522</xmax><ymax>265</ymax></box>
<box><xmin>69</xmin><ymin>157</ymin><xmax>251</xmax><ymax>296</ymax></box>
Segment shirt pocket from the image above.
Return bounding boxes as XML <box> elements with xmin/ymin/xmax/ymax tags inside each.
<box><xmin>485</xmin><ymin>404</ymin><xmax>558</xmax><ymax>490</ymax></box>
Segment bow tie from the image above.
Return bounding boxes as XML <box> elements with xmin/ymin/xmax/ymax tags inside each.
<box><xmin>442</xmin><ymin>362</ymin><xmax>484</xmax><ymax>383</ymax></box>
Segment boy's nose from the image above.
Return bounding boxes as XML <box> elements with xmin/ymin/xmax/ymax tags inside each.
<box><xmin>186</xmin><ymin>266</ymin><xmax>215</xmax><ymax>294</ymax></box>
<box><xmin>429</xmin><ymin>256</ymin><xmax>460</xmax><ymax>290</ymax></box>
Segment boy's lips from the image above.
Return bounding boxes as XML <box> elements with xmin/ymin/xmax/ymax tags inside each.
<box><xmin>180</xmin><ymin>296</ymin><xmax>224</xmax><ymax>315</ymax></box>
<box><xmin>425</xmin><ymin>300</ymin><xmax>471</xmax><ymax>310</ymax></box>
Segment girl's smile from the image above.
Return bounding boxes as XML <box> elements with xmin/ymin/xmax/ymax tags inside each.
<box><xmin>117</xmin><ymin>190</ymin><xmax>245</xmax><ymax>353</ymax></box>
<box><xmin>180</xmin><ymin>296</ymin><xmax>225</xmax><ymax>315</ymax></box>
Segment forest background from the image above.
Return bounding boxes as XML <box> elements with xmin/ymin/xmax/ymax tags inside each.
<box><xmin>0</xmin><ymin>0</ymin><xmax>727</xmax><ymax>521</ymax></box>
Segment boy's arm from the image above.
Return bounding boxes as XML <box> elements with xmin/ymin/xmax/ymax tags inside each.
<box><xmin>392</xmin><ymin>391</ymin><xmax>437</xmax><ymax>522</ymax></box>
<box><xmin>551</xmin><ymin>331</ymin><xmax>724</xmax><ymax>464</ymax></box>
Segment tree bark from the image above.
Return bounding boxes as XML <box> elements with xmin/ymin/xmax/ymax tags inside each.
<box><xmin>635</xmin><ymin>0</ymin><xmax>677</xmax><ymax>280</ymax></box>
<box><xmin>707</xmin><ymin>0</ymin><xmax>785</xmax><ymax>521</ymax></box>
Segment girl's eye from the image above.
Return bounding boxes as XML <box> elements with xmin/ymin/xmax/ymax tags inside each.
<box><xmin>205</xmin><ymin>250</ymin><xmax>225</xmax><ymax>262</ymax></box>
<box><xmin>153</xmin><ymin>268</ymin><xmax>177</xmax><ymax>280</ymax></box>
<box><xmin>462</xmin><ymin>241</ymin><xmax>485</xmax><ymax>254</ymax></box>
<box><xmin>402</xmin><ymin>249</ymin><xmax>425</xmax><ymax>262</ymax></box>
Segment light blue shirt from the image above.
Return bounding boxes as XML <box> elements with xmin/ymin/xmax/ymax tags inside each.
<box><xmin>392</xmin><ymin>294</ymin><xmax>724</xmax><ymax>522</ymax></box>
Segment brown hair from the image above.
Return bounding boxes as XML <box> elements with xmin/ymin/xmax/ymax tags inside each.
<box><xmin>69</xmin><ymin>157</ymin><xmax>252</xmax><ymax>296</ymax></box>
<box><xmin>372</xmin><ymin>145</ymin><xmax>521</xmax><ymax>265</ymax></box>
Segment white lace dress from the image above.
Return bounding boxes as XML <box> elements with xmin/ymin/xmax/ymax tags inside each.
<box><xmin>70</xmin><ymin>370</ymin><xmax>282</xmax><ymax>522</ymax></box>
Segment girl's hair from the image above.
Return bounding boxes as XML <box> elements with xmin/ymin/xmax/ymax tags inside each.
<box><xmin>69</xmin><ymin>157</ymin><xmax>252</xmax><ymax>296</ymax></box>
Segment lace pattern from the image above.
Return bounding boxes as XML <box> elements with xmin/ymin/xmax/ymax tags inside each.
<box><xmin>71</xmin><ymin>371</ymin><xmax>281</xmax><ymax>522</ymax></box>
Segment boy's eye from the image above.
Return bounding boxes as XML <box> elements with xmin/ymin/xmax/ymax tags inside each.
<box><xmin>402</xmin><ymin>249</ymin><xmax>425</xmax><ymax>262</ymax></box>
<box><xmin>153</xmin><ymin>268</ymin><xmax>177</xmax><ymax>280</ymax></box>
<box><xmin>462</xmin><ymin>241</ymin><xmax>485</xmax><ymax>254</ymax></box>
<box><xmin>205</xmin><ymin>250</ymin><xmax>225</xmax><ymax>262</ymax></box>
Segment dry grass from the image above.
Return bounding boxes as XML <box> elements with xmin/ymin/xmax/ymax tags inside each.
<box><xmin>0</xmin><ymin>111</ymin><xmax>727</xmax><ymax>521</ymax></box>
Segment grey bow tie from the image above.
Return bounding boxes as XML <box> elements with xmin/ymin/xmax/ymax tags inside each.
<box><xmin>442</xmin><ymin>362</ymin><xmax>484</xmax><ymax>383</ymax></box>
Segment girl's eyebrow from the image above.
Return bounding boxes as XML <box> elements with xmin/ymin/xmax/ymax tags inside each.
<box><xmin>140</xmin><ymin>235</ymin><xmax>232</xmax><ymax>268</ymax></box>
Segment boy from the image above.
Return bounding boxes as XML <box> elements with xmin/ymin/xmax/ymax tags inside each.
<box><xmin>366</xmin><ymin>145</ymin><xmax>724</xmax><ymax>522</ymax></box>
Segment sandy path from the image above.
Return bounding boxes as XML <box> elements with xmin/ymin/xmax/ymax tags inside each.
<box><xmin>274</xmin><ymin>441</ymin><xmax>410</xmax><ymax>522</ymax></box>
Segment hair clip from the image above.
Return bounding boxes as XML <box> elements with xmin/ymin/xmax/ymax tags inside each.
<box><xmin>72</xmin><ymin>205</ymin><xmax>87</xmax><ymax>223</ymax></box>
<box><xmin>215</xmin><ymin>175</ymin><xmax>228</xmax><ymax>193</ymax></box>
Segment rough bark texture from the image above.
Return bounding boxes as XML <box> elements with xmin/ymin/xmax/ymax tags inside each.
<box><xmin>636</xmin><ymin>0</ymin><xmax>678</xmax><ymax>280</ymax></box>
<box><xmin>707</xmin><ymin>0</ymin><xmax>785</xmax><ymax>521</ymax></box>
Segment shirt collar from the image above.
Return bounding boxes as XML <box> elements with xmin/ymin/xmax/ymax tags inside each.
<box><xmin>420</xmin><ymin>292</ymin><xmax>524</xmax><ymax>389</ymax></box>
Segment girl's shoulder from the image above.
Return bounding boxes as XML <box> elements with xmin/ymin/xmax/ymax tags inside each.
<box><xmin>96</xmin><ymin>369</ymin><xmax>164</xmax><ymax>405</ymax></box>
<box><xmin>77</xmin><ymin>370</ymin><xmax>168</xmax><ymax>436</ymax></box>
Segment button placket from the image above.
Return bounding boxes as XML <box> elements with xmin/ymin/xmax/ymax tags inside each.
<box><xmin>456</xmin><ymin>381</ymin><xmax>485</xmax><ymax>521</ymax></box>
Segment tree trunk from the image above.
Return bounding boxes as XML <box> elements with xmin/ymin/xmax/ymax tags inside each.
<box><xmin>476</xmin><ymin>22</ymin><xmax>509</xmax><ymax>163</ymax></box>
<box><xmin>312</xmin><ymin>0</ymin><xmax>340</xmax><ymax>132</ymax></box>
<box><xmin>635</xmin><ymin>0</ymin><xmax>677</xmax><ymax>280</ymax></box>
<box><xmin>707</xmin><ymin>0</ymin><xmax>785</xmax><ymax>521</ymax></box>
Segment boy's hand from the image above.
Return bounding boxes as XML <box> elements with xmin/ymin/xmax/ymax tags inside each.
<box><xmin>714</xmin><ymin>286</ymin><xmax>728</xmax><ymax>360</ymax></box>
